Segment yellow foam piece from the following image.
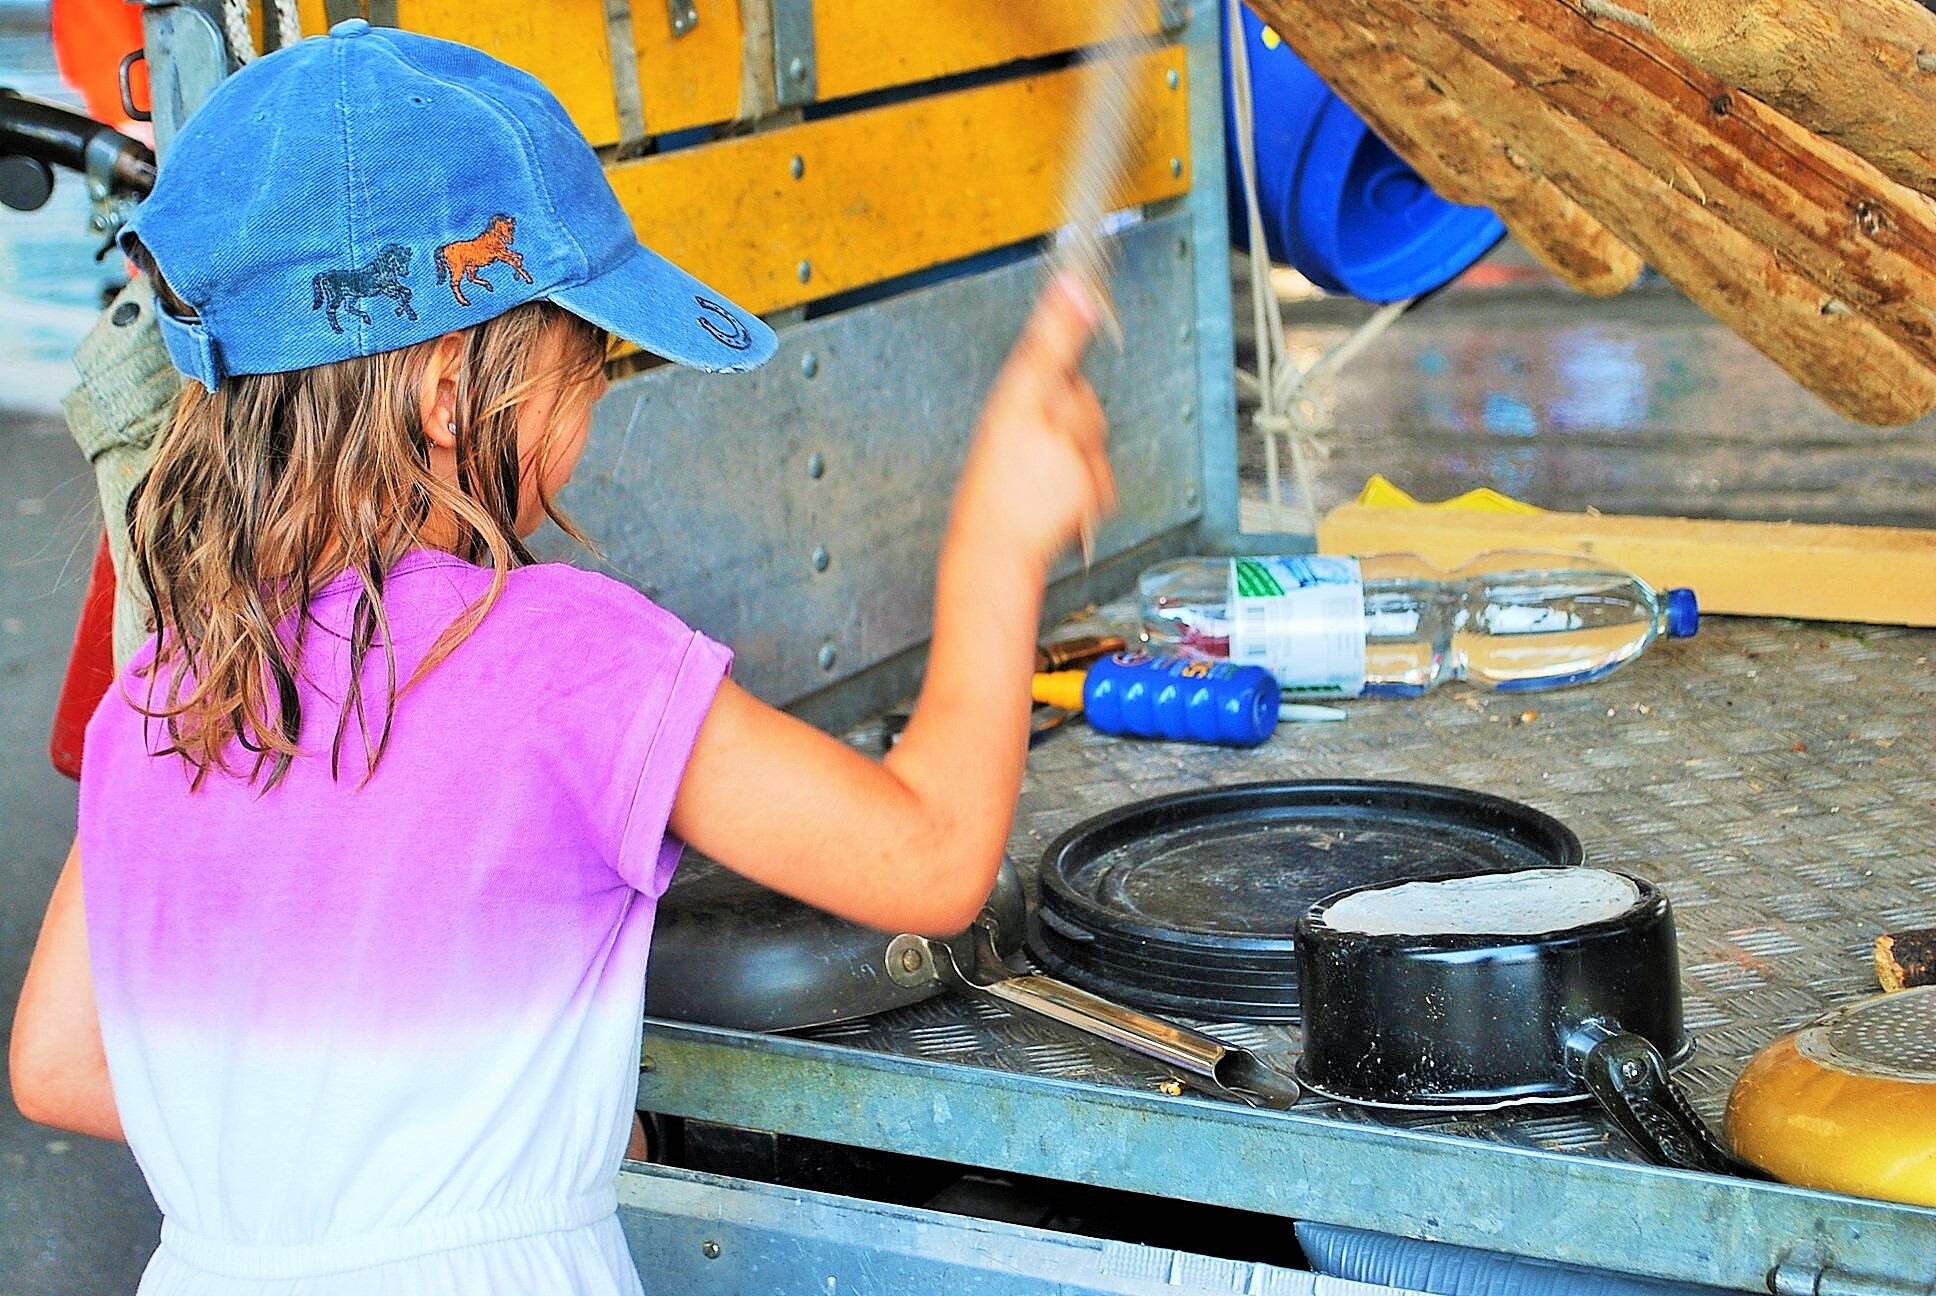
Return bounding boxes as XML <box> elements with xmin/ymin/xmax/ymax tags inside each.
<box><xmin>1354</xmin><ymin>474</ymin><xmax>1547</xmax><ymax>515</ymax></box>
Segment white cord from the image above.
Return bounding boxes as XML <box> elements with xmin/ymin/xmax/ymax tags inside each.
<box><xmin>221</xmin><ymin>0</ymin><xmax>304</xmax><ymax>64</ymax></box>
<box><xmin>221</xmin><ymin>0</ymin><xmax>259</xmax><ymax>63</ymax></box>
<box><xmin>1224</xmin><ymin>0</ymin><xmax>1413</xmax><ymax>534</ymax></box>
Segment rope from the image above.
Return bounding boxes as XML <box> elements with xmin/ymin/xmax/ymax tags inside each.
<box><xmin>220</xmin><ymin>0</ymin><xmax>305</xmax><ymax>65</ymax></box>
<box><xmin>1224</xmin><ymin>0</ymin><xmax>1413</xmax><ymax>534</ymax></box>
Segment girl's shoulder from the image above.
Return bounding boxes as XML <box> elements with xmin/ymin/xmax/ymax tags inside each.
<box><xmin>495</xmin><ymin>560</ymin><xmax>691</xmax><ymax>643</ymax></box>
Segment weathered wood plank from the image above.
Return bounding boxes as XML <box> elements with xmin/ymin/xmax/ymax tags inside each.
<box><xmin>1257</xmin><ymin>0</ymin><xmax>1641</xmax><ymax>296</ymax></box>
<box><xmin>1248</xmin><ymin>0</ymin><xmax>1936</xmax><ymax>425</ymax></box>
<box><xmin>1390</xmin><ymin>0</ymin><xmax>1936</xmax><ymax>379</ymax></box>
<box><xmin>1650</xmin><ymin>0</ymin><xmax>1936</xmax><ymax>200</ymax></box>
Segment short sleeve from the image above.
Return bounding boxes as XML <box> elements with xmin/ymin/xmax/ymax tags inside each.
<box><xmin>609</xmin><ymin>626</ymin><xmax>733</xmax><ymax>896</ymax></box>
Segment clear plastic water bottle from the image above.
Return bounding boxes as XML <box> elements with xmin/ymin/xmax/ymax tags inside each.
<box><xmin>1138</xmin><ymin>551</ymin><xmax>1697</xmax><ymax>698</ymax></box>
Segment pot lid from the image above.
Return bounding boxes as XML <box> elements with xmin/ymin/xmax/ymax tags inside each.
<box><xmin>1027</xmin><ymin>780</ymin><xmax>1583</xmax><ymax>1022</ymax></box>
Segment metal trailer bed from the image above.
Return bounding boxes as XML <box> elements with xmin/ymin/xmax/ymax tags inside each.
<box><xmin>634</xmin><ymin>613</ymin><xmax>1936</xmax><ymax>1296</ymax></box>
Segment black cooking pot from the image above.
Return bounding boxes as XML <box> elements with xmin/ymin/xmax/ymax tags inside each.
<box><xmin>1296</xmin><ymin>868</ymin><xmax>1761</xmax><ymax>1176</ymax></box>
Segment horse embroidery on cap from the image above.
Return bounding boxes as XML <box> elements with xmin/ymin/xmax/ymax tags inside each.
<box><xmin>696</xmin><ymin>296</ymin><xmax>753</xmax><ymax>350</ymax></box>
<box><xmin>312</xmin><ymin>244</ymin><xmax>416</xmax><ymax>335</ymax></box>
<box><xmin>435</xmin><ymin>215</ymin><xmax>534</xmax><ymax>307</ymax></box>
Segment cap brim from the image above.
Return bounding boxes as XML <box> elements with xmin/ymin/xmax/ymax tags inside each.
<box><xmin>551</xmin><ymin>245</ymin><xmax>776</xmax><ymax>373</ymax></box>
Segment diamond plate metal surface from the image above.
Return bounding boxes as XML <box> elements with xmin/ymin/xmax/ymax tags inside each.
<box><xmin>800</xmin><ymin>616</ymin><xmax>1936</xmax><ymax>1164</ymax></box>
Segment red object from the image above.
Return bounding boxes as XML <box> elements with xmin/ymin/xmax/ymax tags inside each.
<box><xmin>50</xmin><ymin>533</ymin><xmax>121</xmax><ymax>781</ymax></box>
<box><xmin>50</xmin><ymin>0</ymin><xmax>149</xmax><ymax>128</ymax></box>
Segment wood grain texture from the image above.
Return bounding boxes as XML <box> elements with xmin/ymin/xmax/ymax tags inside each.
<box><xmin>1651</xmin><ymin>0</ymin><xmax>1936</xmax><ymax>199</ymax></box>
<box><xmin>1390</xmin><ymin>0</ymin><xmax>1936</xmax><ymax>380</ymax></box>
<box><xmin>1256</xmin><ymin>0</ymin><xmax>1642</xmax><ymax>296</ymax></box>
<box><xmin>1249</xmin><ymin>0</ymin><xmax>1936</xmax><ymax>425</ymax></box>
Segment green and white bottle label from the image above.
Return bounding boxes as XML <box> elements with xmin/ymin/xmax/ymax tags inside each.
<box><xmin>1227</xmin><ymin>556</ymin><xmax>1367</xmax><ymax>696</ymax></box>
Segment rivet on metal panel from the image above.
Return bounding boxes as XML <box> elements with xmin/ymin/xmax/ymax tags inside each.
<box><xmin>1178</xmin><ymin>323</ymin><xmax>1193</xmax><ymax>345</ymax></box>
<box><xmin>790</xmin><ymin>155</ymin><xmax>805</xmax><ymax>180</ymax></box>
<box><xmin>801</xmin><ymin>351</ymin><xmax>819</xmax><ymax>378</ymax></box>
<box><xmin>798</xmin><ymin>260</ymin><xmax>813</xmax><ymax>284</ymax></box>
<box><xmin>1170</xmin><ymin>157</ymin><xmax>1184</xmax><ymax>179</ymax></box>
<box><xmin>1167</xmin><ymin>69</ymin><xmax>1180</xmax><ymax>90</ymax></box>
<box><xmin>702</xmin><ymin>1241</ymin><xmax>721</xmax><ymax>1260</ymax></box>
<box><xmin>666</xmin><ymin>0</ymin><xmax>698</xmax><ymax>38</ymax></box>
<box><xmin>639</xmin><ymin>1053</ymin><xmax>655</xmax><ymax>1072</ymax></box>
<box><xmin>807</xmin><ymin>452</ymin><xmax>825</xmax><ymax>479</ymax></box>
<box><xmin>1185</xmin><ymin>486</ymin><xmax>1201</xmax><ymax>507</ymax></box>
<box><xmin>812</xmin><ymin>546</ymin><xmax>830</xmax><ymax>573</ymax></box>
<box><xmin>1182</xmin><ymin>401</ymin><xmax>1197</xmax><ymax>424</ymax></box>
<box><xmin>818</xmin><ymin>642</ymin><xmax>838</xmax><ymax>672</ymax></box>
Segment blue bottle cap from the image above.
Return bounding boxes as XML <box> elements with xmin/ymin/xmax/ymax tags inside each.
<box><xmin>1665</xmin><ymin>588</ymin><xmax>1699</xmax><ymax>638</ymax></box>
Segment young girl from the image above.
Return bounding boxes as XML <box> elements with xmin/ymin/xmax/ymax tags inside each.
<box><xmin>11</xmin><ymin>21</ymin><xmax>1111</xmax><ymax>1295</ymax></box>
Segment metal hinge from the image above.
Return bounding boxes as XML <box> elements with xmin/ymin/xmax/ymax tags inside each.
<box><xmin>1772</xmin><ymin>1261</ymin><xmax>1936</xmax><ymax>1296</ymax></box>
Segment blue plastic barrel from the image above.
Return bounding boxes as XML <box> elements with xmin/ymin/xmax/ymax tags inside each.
<box><xmin>1224</xmin><ymin>7</ymin><xmax>1505</xmax><ymax>301</ymax></box>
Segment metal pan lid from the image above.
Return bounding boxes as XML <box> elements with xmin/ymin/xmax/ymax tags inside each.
<box><xmin>1027</xmin><ymin>780</ymin><xmax>1583</xmax><ymax>1022</ymax></box>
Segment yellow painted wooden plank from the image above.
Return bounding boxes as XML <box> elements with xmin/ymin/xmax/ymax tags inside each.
<box><xmin>813</xmin><ymin>0</ymin><xmax>1170</xmax><ymax>101</ymax></box>
<box><xmin>1316</xmin><ymin>504</ymin><xmax>1936</xmax><ymax>626</ymax></box>
<box><xmin>606</xmin><ymin>47</ymin><xmax>1191</xmax><ymax>316</ymax></box>
<box><xmin>633</xmin><ymin>0</ymin><xmax>743</xmax><ymax>134</ymax></box>
<box><xmin>296</xmin><ymin>0</ymin><xmax>328</xmax><ymax>37</ymax></box>
<box><xmin>393</xmin><ymin>0</ymin><xmax>621</xmax><ymax>145</ymax></box>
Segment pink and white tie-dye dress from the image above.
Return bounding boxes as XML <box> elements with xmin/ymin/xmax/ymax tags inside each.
<box><xmin>79</xmin><ymin>552</ymin><xmax>730</xmax><ymax>1294</ymax></box>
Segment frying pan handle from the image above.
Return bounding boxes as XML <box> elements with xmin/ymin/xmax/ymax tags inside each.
<box><xmin>980</xmin><ymin>970</ymin><xmax>1300</xmax><ymax>1110</ymax></box>
<box><xmin>888</xmin><ymin>924</ymin><xmax>1298</xmax><ymax>1109</ymax></box>
<box><xmin>1573</xmin><ymin>1028</ymin><xmax>1765</xmax><ymax>1178</ymax></box>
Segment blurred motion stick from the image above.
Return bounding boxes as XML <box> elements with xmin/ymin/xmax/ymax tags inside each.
<box><xmin>1052</xmin><ymin>1</ymin><xmax>1148</xmax><ymax>351</ymax></box>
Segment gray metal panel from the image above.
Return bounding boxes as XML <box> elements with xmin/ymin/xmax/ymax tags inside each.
<box><xmin>637</xmin><ymin>615</ymin><xmax>1936</xmax><ymax>1293</ymax></box>
<box><xmin>558</xmin><ymin>213</ymin><xmax>1203</xmax><ymax>708</ymax></box>
<box><xmin>616</xmin><ymin>1163</ymin><xmax>1406</xmax><ymax>1296</ymax></box>
<box><xmin>637</xmin><ymin>1024</ymin><xmax>1936</xmax><ymax>1296</ymax></box>
<box><xmin>1177</xmin><ymin>0</ymin><xmax>1260</xmax><ymax>553</ymax></box>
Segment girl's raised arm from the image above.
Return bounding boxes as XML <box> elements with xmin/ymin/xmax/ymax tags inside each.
<box><xmin>669</xmin><ymin>276</ymin><xmax>1111</xmax><ymax>935</ymax></box>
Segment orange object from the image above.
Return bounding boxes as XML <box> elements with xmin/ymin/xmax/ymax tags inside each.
<box><xmin>1726</xmin><ymin>988</ymin><xmax>1936</xmax><ymax>1207</ymax></box>
<box><xmin>50</xmin><ymin>0</ymin><xmax>148</xmax><ymax>128</ymax></box>
<box><xmin>50</xmin><ymin>533</ymin><xmax>120</xmax><ymax>781</ymax></box>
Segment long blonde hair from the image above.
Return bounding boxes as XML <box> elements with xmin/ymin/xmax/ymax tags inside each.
<box><xmin>128</xmin><ymin>258</ymin><xmax>608</xmax><ymax>789</ymax></box>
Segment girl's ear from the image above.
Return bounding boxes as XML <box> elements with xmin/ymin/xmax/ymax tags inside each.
<box><xmin>417</xmin><ymin>332</ymin><xmax>469</xmax><ymax>451</ymax></box>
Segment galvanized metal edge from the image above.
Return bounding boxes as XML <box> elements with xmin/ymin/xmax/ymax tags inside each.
<box><xmin>617</xmin><ymin>1162</ymin><xmax>1351</xmax><ymax>1295</ymax></box>
<box><xmin>636</xmin><ymin>1022</ymin><xmax>1936</xmax><ymax>1296</ymax></box>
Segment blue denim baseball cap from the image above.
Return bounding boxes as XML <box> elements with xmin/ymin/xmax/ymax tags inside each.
<box><xmin>123</xmin><ymin>19</ymin><xmax>776</xmax><ymax>388</ymax></box>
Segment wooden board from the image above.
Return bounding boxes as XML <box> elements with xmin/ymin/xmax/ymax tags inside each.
<box><xmin>605</xmin><ymin>47</ymin><xmax>1192</xmax><ymax>316</ymax></box>
<box><xmin>812</xmin><ymin>0</ymin><xmax>1170</xmax><ymax>102</ymax></box>
<box><xmin>1316</xmin><ymin>505</ymin><xmax>1936</xmax><ymax>625</ymax></box>
<box><xmin>633</xmin><ymin>0</ymin><xmax>744</xmax><ymax>136</ymax></box>
<box><xmin>296</xmin><ymin>0</ymin><xmax>624</xmax><ymax>144</ymax></box>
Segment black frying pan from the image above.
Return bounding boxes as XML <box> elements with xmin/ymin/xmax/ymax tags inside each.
<box><xmin>1294</xmin><ymin>867</ymin><xmax>1764</xmax><ymax>1176</ymax></box>
<box><xmin>646</xmin><ymin>852</ymin><xmax>1298</xmax><ymax>1108</ymax></box>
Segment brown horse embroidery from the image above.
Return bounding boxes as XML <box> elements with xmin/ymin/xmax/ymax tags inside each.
<box><xmin>434</xmin><ymin>214</ymin><xmax>534</xmax><ymax>307</ymax></box>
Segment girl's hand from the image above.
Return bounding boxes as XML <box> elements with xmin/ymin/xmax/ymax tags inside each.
<box><xmin>951</xmin><ymin>274</ymin><xmax>1116</xmax><ymax>568</ymax></box>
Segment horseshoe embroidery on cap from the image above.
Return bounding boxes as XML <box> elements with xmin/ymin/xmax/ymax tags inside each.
<box><xmin>435</xmin><ymin>215</ymin><xmax>534</xmax><ymax>307</ymax></box>
<box><xmin>696</xmin><ymin>296</ymin><xmax>753</xmax><ymax>350</ymax></box>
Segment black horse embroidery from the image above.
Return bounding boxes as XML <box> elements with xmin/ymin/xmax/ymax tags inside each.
<box><xmin>312</xmin><ymin>244</ymin><xmax>417</xmax><ymax>334</ymax></box>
